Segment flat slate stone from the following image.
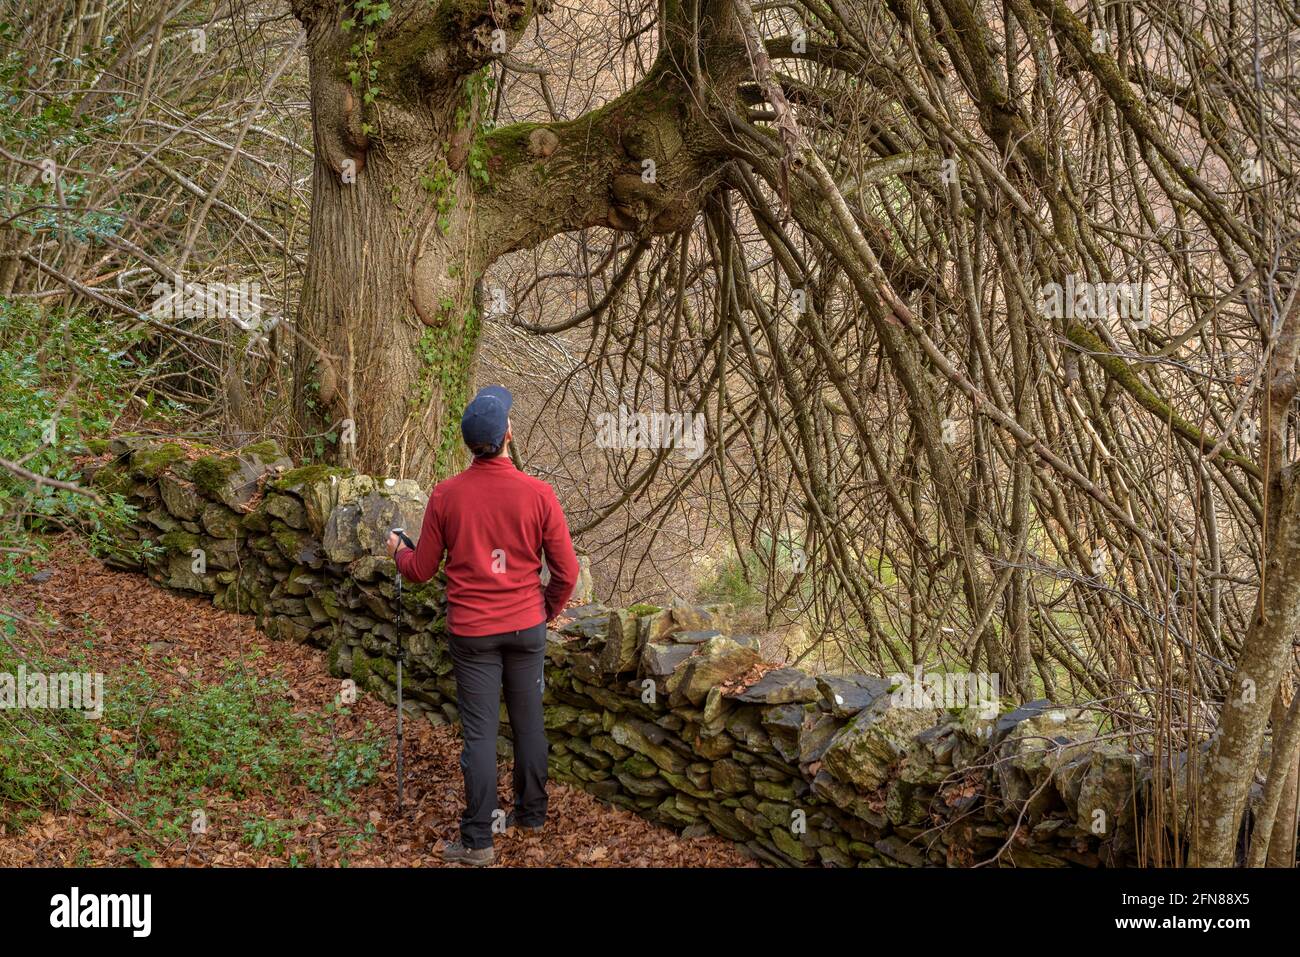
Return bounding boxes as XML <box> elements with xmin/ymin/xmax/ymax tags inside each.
<box><xmin>733</xmin><ymin>667</ymin><xmax>820</xmax><ymax>704</ymax></box>
<box><xmin>799</xmin><ymin>712</ymin><xmax>844</xmax><ymax>764</ymax></box>
<box><xmin>760</xmin><ymin>702</ymin><xmax>807</xmax><ymax>763</ymax></box>
<box><xmin>641</xmin><ymin>640</ymin><xmax>696</xmax><ymax>677</ymax></box>
<box><xmin>566</xmin><ymin>603</ymin><xmax>609</xmax><ymax>619</ymax></box>
<box><xmin>993</xmin><ymin>698</ymin><xmax>1054</xmax><ymax>742</ymax></box>
<box><xmin>665</xmin><ymin>636</ymin><xmax>761</xmax><ymax>707</ymax></box>
<box><xmin>817</xmin><ymin>673</ymin><xmax>893</xmax><ymax>717</ymax></box>
<box><xmin>561</xmin><ymin>615</ymin><xmax>608</xmax><ymax>640</ymax></box>
<box><xmin>674</xmin><ymin>629</ymin><xmax>722</xmax><ymax>644</ymax></box>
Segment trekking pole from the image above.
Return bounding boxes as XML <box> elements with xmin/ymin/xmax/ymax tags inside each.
<box><xmin>391</xmin><ymin>526</ymin><xmax>415</xmax><ymax>815</ymax></box>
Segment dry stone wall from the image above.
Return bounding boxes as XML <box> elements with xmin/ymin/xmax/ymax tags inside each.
<box><xmin>84</xmin><ymin>435</ymin><xmax>1155</xmax><ymax>867</ymax></box>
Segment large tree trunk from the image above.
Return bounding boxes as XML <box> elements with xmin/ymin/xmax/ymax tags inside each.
<box><xmin>292</xmin><ymin>102</ymin><xmax>483</xmax><ymax>481</ymax></box>
<box><xmin>288</xmin><ymin>0</ymin><xmax>743</xmax><ymax>481</ymax></box>
<box><xmin>290</xmin><ymin>5</ymin><xmax>492</xmax><ymax>481</ymax></box>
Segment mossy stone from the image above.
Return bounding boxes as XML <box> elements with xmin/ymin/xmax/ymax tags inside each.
<box><xmin>240</xmin><ymin>509</ymin><xmax>270</xmax><ymax>533</ymax></box>
<box><xmin>129</xmin><ymin>443</ymin><xmax>187</xmax><ymax>478</ymax></box>
<box><xmin>264</xmin><ymin>492</ymin><xmax>307</xmax><ymax>529</ymax></box>
<box><xmin>754</xmin><ymin>778</ymin><xmax>799</xmax><ymax>802</ymax></box>
<box><xmin>616</xmin><ymin>752</ymin><xmax>660</xmax><ymax>779</ymax></box>
<box><xmin>200</xmin><ymin>502</ymin><xmax>241</xmax><ymax>539</ymax></box>
<box><xmin>351</xmin><ymin>650</ymin><xmax>373</xmax><ymax>691</ymax></box>
<box><xmin>270</xmin><ymin>463</ymin><xmax>350</xmax><ymax>491</ymax></box>
<box><xmin>239</xmin><ymin>440</ymin><xmax>283</xmax><ymax>459</ymax></box>
<box><xmin>771</xmin><ymin>826</ymin><xmax>814</xmax><ymax>863</ymax></box>
<box><xmin>159</xmin><ymin>473</ymin><xmax>203</xmax><ymax>520</ymax></box>
<box><xmin>158</xmin><ymin>530</ymin><xmax>202</xmax><ymax>555</ymax></box>
<box><xmin>326</xmin><ymin>638</ymin><xmax>345</xmax><ymax>678</ymax></box>
<box><xmin>190</xmin><ymin>455</ymin><xmax>242</xmax><ymax>497</ymax></box>
<box><xmin>711</xmin><ymin>758</ymin><xmax>752</xmax><ymax>794</ymax></box>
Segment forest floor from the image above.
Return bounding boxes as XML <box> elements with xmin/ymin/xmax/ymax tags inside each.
<box><xmin>0</xmin><ymin>541</ymin><xmax>751</xmax><ymax>867</ymax></box>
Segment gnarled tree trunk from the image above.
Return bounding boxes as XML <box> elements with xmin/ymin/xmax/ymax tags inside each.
<box><xmin>289</xmin><ymin>0</ymin><xmax>743</xmax><ymax>481</ymax></box>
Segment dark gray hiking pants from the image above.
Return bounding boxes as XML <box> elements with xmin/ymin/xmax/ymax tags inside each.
<box><xmin>448</xmin><ymin>620</ymin><xmax>549</xmax><ymax>849</ymax></box>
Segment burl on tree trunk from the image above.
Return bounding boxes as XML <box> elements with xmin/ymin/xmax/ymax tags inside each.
<box><xmin>288</xmin><ymin>0</ymin><xmax>748</xmax><ymax>481</ymax></box>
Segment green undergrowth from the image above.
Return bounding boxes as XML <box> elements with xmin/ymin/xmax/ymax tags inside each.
<box><xmin>0</xmin><ymin>635</ymin><xmax>384</xmax><ymax>866</ymax></box>
<box><xmin>0</xmin><ymin>299</ymin><xmax>173</xmax><ymax>583</ymax></box>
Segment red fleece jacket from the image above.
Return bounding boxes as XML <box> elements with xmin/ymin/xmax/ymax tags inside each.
<box><xmin>394</xmin><ymin>455</ymin><xmax>579</xmax><ymax>637</ymax></box>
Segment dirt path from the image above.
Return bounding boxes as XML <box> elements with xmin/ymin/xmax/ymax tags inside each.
<box><xmin>0</xmin><ymin>544</ymin><xmax>751</xmax><ymax>867</ymax></box>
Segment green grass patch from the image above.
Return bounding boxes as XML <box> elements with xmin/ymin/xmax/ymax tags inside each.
<box><xmin>0</xmin><ymin>637</ymin><xmax>384</xmax><ymax>865</ymax></box>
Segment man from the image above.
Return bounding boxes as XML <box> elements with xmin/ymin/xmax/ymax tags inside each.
<box><xmin>387</xmin><ymin>385</ymin><xmax>579</xmax><ymax>866</ymax></box>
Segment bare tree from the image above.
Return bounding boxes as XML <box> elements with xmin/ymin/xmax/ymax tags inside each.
<box><xmin>5</xmin><ymin>0</ymin><xmax>1300</xmax><ymax>866</ymax></box>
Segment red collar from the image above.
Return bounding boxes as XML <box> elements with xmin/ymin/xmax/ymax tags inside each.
<box><xmin>468</xmin><ymin>455</ymin><xmax>515</xmax><ymax>472</ymax></box>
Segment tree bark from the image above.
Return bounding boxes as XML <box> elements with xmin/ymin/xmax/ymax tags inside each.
<box><xmin>1248</xmin><ymin>676</ymin><xmax>1300</xmax><ymax>866</ymax></box>
<box><xmin>1193</xmin><ymin>288</ymin><xmax>1300</xmax><ymax>866</ymax></box>
<box><xmin>289</xmin><ymin>0</ymin><xmax>744</xmax><ymax>480</ymax></box>
<box><xmin>1194</xmin><ymin>474</ymin><xmax>1300</xmax><ymax>865</ymax></box>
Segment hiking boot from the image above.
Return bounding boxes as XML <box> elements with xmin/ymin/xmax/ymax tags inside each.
<box><xmin>506</xmin><ymin>811</ymin><xmax>544</xmax><ymax>834</ymax></box>
<box><xmin>441</xmin><ymin>840</ymin><xmax>494</xmax><ymax>866</ymax></box>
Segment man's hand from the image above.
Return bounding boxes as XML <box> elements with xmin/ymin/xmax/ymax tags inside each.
<box><xmin>386</xmin><ymin>531</ymin><xmax>403</xmax><ymax>559</ymax></box>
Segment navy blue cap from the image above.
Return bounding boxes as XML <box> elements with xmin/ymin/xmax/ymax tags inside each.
<box><xmin>461</xmin><ymin>385</ymin><xmax>512</xmax><ymax>453</ymax></box>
